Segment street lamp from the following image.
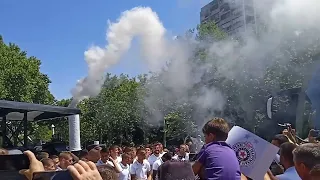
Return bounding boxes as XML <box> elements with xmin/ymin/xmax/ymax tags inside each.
<box><xmin>51</xmin><ymin>124</ymin><xmax>55</xmax><ymax>136</ymax></box>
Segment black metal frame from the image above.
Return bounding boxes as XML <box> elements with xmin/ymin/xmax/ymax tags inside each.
<box><xmin>0</xmin><ymin>100</ymin><xmax>81</xmax><ymax>148</ymax></box>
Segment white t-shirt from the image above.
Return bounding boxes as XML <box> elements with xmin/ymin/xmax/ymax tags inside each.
<box><xmin>119</xmin><ymin>162</ymin><xmax>130</xmax><ymax>180</ymax></box>
<box><xmin>152</xmin><ymin>158</ymin><xmax>163</xmax><ymax>171</ymax></box>
<box><xmin>117</xmin><ymin>156</ymin><xmax>122</xmax><ymax>163</ymax></box>
<box><xmin>160</xmin><ymin>152</ymin><xmax>166</xmax><ymax>156</ymax></box>
<box><xmin>130</xmin><ymin>159</ymin><xmax>151</xmax><ymax>180</ymax></box>
<box><xmin>148</xmin><ymin>154</ymin><xmax>161</xmax><ymax>167</ymax></box>
<box><xmin>172</xmin><ymin>153</ymin><xmax>190</xmax><ymax>161</ymax></box>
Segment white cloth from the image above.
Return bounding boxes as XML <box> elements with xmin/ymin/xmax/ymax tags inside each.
<box><xmin>172</xmin><ymin>153</ymin><xmax>190</xmax><ymax>161</ymax></box>
<box><xmin>130</xmin><ymin>159</ymin><xmax>151</xmax><ymax>180</ymax></box>
<box><xmin>148</xmin><ymin>154</ymin><xmax>161</xmax><ymax>167</ymax></box>
<box><xmin>119</xmin><ymin>162</ymin><xmax>131</xmax><ymax>180</ymax></box>
<box><xmin>152</xmin><ymin>158</ymin><xmax>163</xmax><ymax>171</ymax></box>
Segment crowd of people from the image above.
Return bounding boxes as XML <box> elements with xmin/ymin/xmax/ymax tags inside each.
<box><xmin>0</xmin><ymin>117</ymin><xmax>320</xmax><ymax>180</ymax></box>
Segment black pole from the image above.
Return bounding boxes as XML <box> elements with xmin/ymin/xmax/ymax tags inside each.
<box><xmin>2</xmin><ymin>116</ymin><xmax>6</xmax><ymax>147</ymax></box>
<box><xmin>23</xmin><ymin>112</ymin><xmax>28</xmax><ymax>148</ymax></box>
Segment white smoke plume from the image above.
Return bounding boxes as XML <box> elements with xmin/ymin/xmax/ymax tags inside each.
<box><xmin>70</xmin><ymin>7</ymin><xmax>167</xmax><ymax>107</ymax></box>
<box><xmin>70</xmin><ymin>0</ymin><xmax>320</xmax><ymax>130</ymax></box>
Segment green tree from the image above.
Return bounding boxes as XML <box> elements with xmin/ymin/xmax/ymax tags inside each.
<box><xmin>0</xmin><ymin>35</ymin><xmax>55</xmax><ymax>144</ymax></box>
<box><xmin>0</xmin><ymin>35</ymin><xmax>54</xmax><ymax>104</ymax></box>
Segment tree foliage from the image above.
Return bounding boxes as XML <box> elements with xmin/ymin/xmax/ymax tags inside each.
<box><xmin>0</xmin><ymin>35</ymin><xmax>56</xmax><ymax>145</ymax></box>
<box><xmin>0</xmin><ymin>36</ymin><xmax>54</xmax><ymax>104</ymax></box>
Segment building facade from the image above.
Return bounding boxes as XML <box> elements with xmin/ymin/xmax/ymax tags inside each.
<box><xmin>200</xmin><ymin>0</ymin><xmax>257</xmax><ymax>36</ymax></box>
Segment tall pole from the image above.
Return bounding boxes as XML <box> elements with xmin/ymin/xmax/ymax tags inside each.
<box><xmin>163</xmin><ymin>118</ymin><xmax>167</xmax><ymax>147</ymax></box>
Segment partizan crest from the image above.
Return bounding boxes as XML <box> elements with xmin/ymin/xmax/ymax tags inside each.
<box><xmin>232</xmin><ymin>141</ymin><xmax>256</xmax><ymax>167</ymax></box>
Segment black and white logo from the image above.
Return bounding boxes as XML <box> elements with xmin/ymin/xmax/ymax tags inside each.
<box><xmin>232</xmin><ymin>141</ymin><xmax>256</xmax><ymax>167</ymax></box>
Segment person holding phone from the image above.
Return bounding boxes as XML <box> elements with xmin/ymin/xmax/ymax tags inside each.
<box><xmin>20</xmin><ymin>150</ymin><xmax>103</xmax><ymax>180</ymax></box>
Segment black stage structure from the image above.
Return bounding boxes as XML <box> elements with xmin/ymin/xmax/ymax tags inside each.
<box><xmin>0</xmin><ymin>100</ymin><xmax>81</xmax><ymax>148</ymax></box>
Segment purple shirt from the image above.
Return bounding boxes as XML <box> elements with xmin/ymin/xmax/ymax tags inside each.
<box><xmin>197</xmin><ymin>141</ymin><xmax>241</xmax><ymax>180</ymax></box>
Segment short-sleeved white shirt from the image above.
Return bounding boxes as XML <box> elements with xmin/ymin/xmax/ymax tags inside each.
<box><xmin>148</xmin><ymin>154</ymin><xmax>161</xmax><ymax>167</ymax></box>
<box><xmin>152</xmin><ymin>158</ymin><xmax>163</xmax><ymax>171</ymax></box>
<box><xmin>119</xmin><ymin>162</ymin><xmax>130</xmax><ymax>180</ymax></box>
<box><xmin>130</xmin><ymin>159</ymin><xmax>151</xmax><ymax>180</ymax></box>
<box><xmin>172</xmin><ymin>153</ymin><xmax>190</xmax><ymax>161</ymax></box>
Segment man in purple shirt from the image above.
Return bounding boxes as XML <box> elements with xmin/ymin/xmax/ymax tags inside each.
<box><xmin>192</xmin><ymin>117</ymin><xmax>241</xmax><ymax>180</ymax></box>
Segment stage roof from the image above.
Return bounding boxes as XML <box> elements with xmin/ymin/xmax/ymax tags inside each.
<box><xmin>0</xmin><ymin>100</ymin><xmax>81</xmax><ymax>121</ymax></box>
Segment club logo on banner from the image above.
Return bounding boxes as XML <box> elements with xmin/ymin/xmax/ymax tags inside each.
<box><xmin>232</xmin><ymin>141</ymin><xmax>256</xmax><ymax>167</ymax></box>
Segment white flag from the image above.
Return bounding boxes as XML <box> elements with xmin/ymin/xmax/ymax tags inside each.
<box><xmin>226</xmin><ymin>126</ymin><xmax>279</xmax><ymax>180</ymax></box>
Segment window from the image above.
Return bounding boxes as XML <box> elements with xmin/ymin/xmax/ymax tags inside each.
<box><xmin>233</xmin><ymin>10</ymin><xmax>243</xmax><ymax>17</ymax></box>
<box><xmin>246</xmin><ymin>15</ymin><xmax>255</xmax><ymax>23</ymax></box>
<box><xmin>245</xmin><ymin>6</ymin><xmax>254</xmax><ymax>14</ymax></box>
<box><xmin>221</xmin><ymin>12</ymin><xmax>231</xmax><ymax>20</ymax></box>
<box><xmin>233</xmin><ymin>20</ymin><xmax>244</xmax><ymax>28</ymax></box>
<box><xmin>221</xmin><ymin>3</ymin><xmax>230</xmax><ymax>11</ymax></box>
<box><xmin>210</xmin><ymin>3</ymin><xmax>219</xmax><ymax>11</ymax></box>
<box><xmin>210</xmin><ymin>14</ymin><xmax>220</xmax><ymax>22</ymax></box>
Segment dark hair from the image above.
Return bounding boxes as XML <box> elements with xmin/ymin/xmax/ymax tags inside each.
<box><xmin>145</xmin><ymin>144</ymin><xmax>152</xmax><ymax>149</ymax></box>
<box><xmin>137</xmin><ymin>147</ymin><xmax>146</xmax><ymax>153</ymax></box>
<box><xmin>78</xmin><ymin>150</ymin><xmax>88</xmax><ymax>159</ymax></box>
<box><xmin>37</xmin><ymin>152</ymin><xmax>49</xmax><ymax>161</ymax></box>
<box><xmin>202</xmin><ymin>117</ymin><xmax>230</xmax><ymax>141</ymax></box>
<box><xmin>153</xmin><ymin>142</ymin><xmax>162</xmax><ymax>147</ymax></box>
<box><xmin>50</xmin><ymin>155</ymin><xmax>58</xmax><ymax>159</ymax></box>
<box><xmin>272</xmin><ymin>134</ymin><xmax>289</xmax><ymax>145</ymax></box>
<box><xmin>162</xmin><ymin>152</ymin><xmax>173</xmax><ymax>161</ymax></box>
<box><xmin>279</xmin><ymin>142</ymin><xmax>297</xmax><ymax>165</ymax></box>
<box><xmin>109</xmin><ymin>145</ymin><xmax>119</xmax><ymax>151</ymax></box>
<box><xmin>101</xmin><ymin>147</ymin><xmax>109</xmax><ymax>153</ymax></box>
<box><xmin>122</xmin><ymin>153</ymin><xmax>131</xmax><ymax>159</ymax></box>
<box><xmin>293</xmin><ymin>143</ymin><xmax>320</xmax><ymax>169</ymax></box>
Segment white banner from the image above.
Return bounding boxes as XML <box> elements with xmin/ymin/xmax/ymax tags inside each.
<box><xmin>226</xmin><ymin>126</ymin><xmax>279</xmax><ymax>180</ymax></box>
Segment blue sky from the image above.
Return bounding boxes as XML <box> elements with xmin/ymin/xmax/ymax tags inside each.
<box><xmin>0</xmin><ymin>0</ymin><xmax>210</xmax><ymax>100</ymax></box>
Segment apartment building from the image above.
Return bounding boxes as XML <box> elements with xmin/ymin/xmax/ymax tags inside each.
<box><xmin>200</xmin><ymin>0</ymin><xmax>257</xmax><ymax>36</ymax></box>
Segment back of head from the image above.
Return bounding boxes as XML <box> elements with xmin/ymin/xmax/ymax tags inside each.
<box><xmin>158</xmin><ymin>161</ymin><xmax>195</xmax><ymax>180</ymax></box>
<box><xmin>293</xmin><ymin>143</ymin><xmax>320</xmax><ymax>169</ymax></box>
<box><xmin>280</xmin><ymin>142</ymin><xmax>297</xmax><ymax>165</ymax></box>
<box><xmin>162</xmin><ymin>152</ymin><xmax>172</xmax><ymax>161</ymax></box>
<box><xmin>202</xmin><ymin>117</ymin><xmax>230</xmax><ymax>141</ymax></box>
<box><xmin>293</xmin><ymin>143</ymin><xmax>320</xmax><ymax>179</ymax></box>
<box><xmin>37</xmin><ymin>152</ymin><xmax>49</xmax><ymax>160</ymax></box>
<box><xmin>272</xmin><ymin>134</ymin><xmax>289</xmax><ymax>147</ymax></box>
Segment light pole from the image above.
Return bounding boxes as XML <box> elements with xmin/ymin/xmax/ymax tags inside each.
<box><xmin>51</xmin><ymin>124</ymin><xmax>55</xmax><ymax>136</ymax></box>
<box><xmin>163</xmin><ymin>118</ymin><xmax>167</xmax><ymax>147</ymax></box>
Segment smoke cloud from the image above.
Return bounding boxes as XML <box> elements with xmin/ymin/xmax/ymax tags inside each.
<box><xmin>70</xmin><ymin>7</ymin><xmax>167</xmax><ymax>107</ymax></box>
<box><xmin>70</xmin><ymin>0</ymin><xmax>320</xmax><ymax>130</ymax></box>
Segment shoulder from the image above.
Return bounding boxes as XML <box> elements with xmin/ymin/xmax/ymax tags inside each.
<box><xmin>148</xmin><ymin>154</ymin><xmax>154</xmax><ymax>160</ymax></box>
<box><xmin>144</xmin><ymin>160</ymin><xmax>151</xmax><ymax>166</ymax></box>
<box><xmin>131</xmin><ymin>161</ymin><xmax>138</xmax><ymax>168</ymax></box>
